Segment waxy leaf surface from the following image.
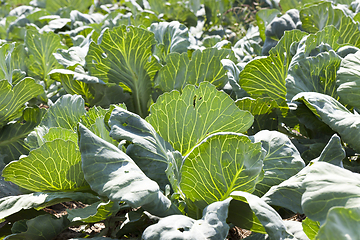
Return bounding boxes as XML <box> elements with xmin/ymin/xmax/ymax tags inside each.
<box><xmin>147</xmin><ymin>82</ymin><xmax>254</xmax><ymax>156</ymax></box>
<box><xmin>3</xmin><ymin>139</ymin><xmax>88</xmax><ymax>192</ymax></box>
<box><xmin>78</xmin><ymin>124</ymin><xmax>179</xmax><ymax>217</ymax></box>
<box><xmin>180</xmin><ymin>133</ymin><xmax>264</xmax><ymax>210</ymax></box>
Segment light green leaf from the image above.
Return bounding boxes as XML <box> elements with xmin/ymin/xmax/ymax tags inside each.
<box><xmin>108</xmin><ymin>106</ymin><xmax>175</xmax><ymax>189</ymax></box>
<box><xmin>146</xmin><ymin>0</ymin><xmax>197</xmax><ymax>27</ymax></box>
<box><xmin>302</xmin><ymin>218</ymin><xmax>320</xmax><ymax>240</ymax></box>
<box><xmin>285</xmin><ymin>31</ymin><xmax>342</xmax><ymax>101</ymax></box>
<box><xmin>26</xmin><ymin>94</ymin><xmax>86</xmax><ymax>149</ymax></box>
<box><xmin>230</xmin><ymin>191</ymin><xmax>295</xmax><ymax>239</ymax></box>
<box><xmin>180</xmin><ymin>133</ymin><xmax>264</xmax><ymax>210</ymax></box>
<box><xmin>43</xmin><ymin>127</ymin><xmax>77</xmax><ymax>143</ymax></box>
<box><xmin>302</xmin><ymin>162</ymin><xmax>360</xmax><ymax>223</ymax></box>
<box><xmin>0</xmin><ymin>192</ymin><xmax>98</xmax><ymax>220</ymax></box>
<box><xmin>78</xmin><ymin>123</ymin><xmax>180</xmax><ymax>217</ymax></box>
<box><xmin>0</xmin><ymin>78</ymin><xmax>44</xmax><ymax>128</ymax></box>
<box><xmin>336</xmin><ymin>49</ymin><xmax>360</xmax><ymax>110</ymax></box>
<box><xmin>315</xmin><ymin>206</ymin><xmax>360</xmax><ymax>240</ymax></box>
<box><xmin>239</xmin><ymin>30</ymin><xmax>307</xmax><ymax>106</ymax></box>
<box><xmin>203</xmin><ymin>0</ymin><xmax>232</xmax><ymax>26</ymax></box>
<box><xmin>256</xmin><ymin>9</ymin><xmax>281</xmax><ymax>42</ymax></box>
<box><xmin>146</xmin><ymin>82</ymin><xmax>254</xmax><ymax>156</ymax></box>
<box><xmin>0</xmin><ymin>107</ymin><xmax>44</xmax><ymax>165</ymax></box>
<box><xmin>154</xmin><ymin>48</ymin><xmax>236</xmax><ymax>93</ymax></box>
<box><xmin>221</xmin><ymin>59</ymin><xmax>249</xmax><ymax>99</ymax></box>
<box><xmin>3</xmin><ymin>139</ymin><xmax>88</xmax><ymax>192</ymax></box>
<box><xmin>4</xmin><ymin>214</ymin><xmax>70</xmax><ymax>240</ymax></box>
<box><xmin>67</xmin><ymin>200</ymin><xmax>120</xmax><ymax>223</ymax></box>
<box><xmin>300</xmin><ymin>2</ymin><xmax>360</xmax><ymax>47</ymax></box>
<box><xmin>250</xmin><ymin>130</ymin><xmax>305</xmax><ymax>197</ymax></box>
<box><xmin>154</xmin><ymin>52</ymin><xmax>189</xmax><ymax>92</ymax></box>
<box><xmin>149</xmin><ymin>21</ymin><xmax>190</xmax><ymax>61</ymax></box>
<box><xmin>279</xmin><ymin>0</ymin><xmax>351</xmax><ymax>12</ymax></box>
<box><xmin>235</xmin><ymin>97</ymin><xmax>279</xmax><ymax>135</ymax></box>
<box><xmin>49</xmin><ymin>69</ymin><xmax>130</xmax><ymax>108</ymax></box>
<box><xmin>25</xmin><ymin>28</ymin><xmax>65</xmax><ymax>87</ymax></box>
<box><xmin>142</xmin><ymin>198</ymin><xmax>231</xmax><ymax>240</ymax></box>
<box><xmin>293</xmin><ymin>92</ymin><xmax>360</xmax><ymax>153</ymax></box>
<box><xmin>45</xmin><ymin>0</ymin><xmax>92</xmax><ymax>14</ymax></box>
<box><xmin>11</xmin><ymin>44</ymin><xmax>27</xmax><ymax>74</ymax></box>
<box><xmin>86</xmin><ymin>25</ymin><xmax>160</xmax><ymax>118</ymax></box>
<box><xmin>0</xmin><ymin>43</ymin><xmax>15</xmax><ymax>84</ymax></box>
<box><xmin>202</xmin><ymin>35</ymin><xmax>221</xmax><ymax>48</ymax></box>
<box><xmin>185</xmin><ymin>48</ymin><xmax>235</xmax><ymax>89</ymax></box>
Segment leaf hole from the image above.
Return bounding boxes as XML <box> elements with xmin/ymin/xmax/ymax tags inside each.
<box><xmin>123</xmin><ymin>122</ymin><xmax>128</xmax><ymax>127</ymax></box>
<box><xmin>193</xmin><ymin>95</ymin><xmax>197</xmax><ymax>107</ymax></box>
<box><xmin>178</xmin><ymin>228</ymin><xmax>185</xmax><ymax>232</ymax></box>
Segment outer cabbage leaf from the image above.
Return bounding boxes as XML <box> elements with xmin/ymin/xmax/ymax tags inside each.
<box><xmin>146</xmin><ymin>82</ymin><xmax>254</xmax><ymax>156</ymax></box>
<box><xmin>108</xmin><ymin>106</ymin><xmax>177</xmax><ymax>189</ymax></box>
<box><xmin>49</xmin><ymin>69</ymin><xmax>130</xmax><ymax>108</ymax></box>
<box><xmin>230</xmin><ymin>191</ymin><xmax>295</xmax><ymax>239</ymax></box>
<box><xmin>293</xmin><ymin>92</ymin><xmax>360</xmax><ymax>153</ymax></box>
<box><xmin>262</xmin><ymin>134</ymin><xmax>345</xmax><ymax>214</ymax></box>
<box><xmin>149</xmin><ymin>21</ymin><xmax>190</xmax><ymax>61</ymax></box>
<box><xmin>78</xmin><ymin>124</ymin><xmax>180</xmax><ymax>217</ymax></box>
<box><xmin>0</xmin><ymin>159</ymin><xmax>21</xmax><ymax>198</ymax></box>
<box><xmin>45</xmin><ymin>0</ymin><xmax>92</xmax><ymax>14</ymax></box>
<box><xmin>280</xmin><ymin>0</ymin><xmax>353</xmax><ymax>12</ymax></box>
<box><xmin>0</xmin><ymin>107</ymin><xmax>44</xmax><ymax>165</ymax></box>
<box><xmin>256</xmin><ymin>9</ymin><xmax>281</xmax><ymax>42</ymax></box>
<box><xmin>314</xmin><ymin>206</ymin><xmax>360</xmax><ymax>240</ymax></box>
<box><xmin>336</xmin><ymin>49</ymin><xmax>360</xmax><ymax>110</ymax></box>
<box><xmin>3</xmin><ymin>139</ymin><xmax>89</xmax><ymax>192</ymax></box>
<box><xmin>0</xmin><ymin>192</ymin><xmax>98</xmax><ymax>220</ymax></box>
<box><xmin>25</xmin><ymin>28</ymin><xmax>65</xmax><ymax>86</ymax></box>
<box><xmin>302</xmin><ymin>162</ymin><xmax>360</xmax><ymax>223</ymax></box>
<box><xmin>142</xmin><ymin>198</ymin><xmax>231</xmax><ymax>240</ymax></box>
<box><xmin>180</xmin><ymin>133</ymin><xmax>264</xmax><ymax>211</ymax></box>
<box><xmin>235</xmin><ymin>97</ymin><xmax>279</xmax><ymax>135</ymax></box>
<box><xmin>0</xmin><ymin>78</ymin><xmax>43</xmax><ymax>128</ymax></box>
<box><xmin>154</xmin><ymin>48</ymin><xmax>236</xmax><ymax>93</ymax></box>
<box><xmin>25</xmin><ymin>94</ymin><xmax>86</xmax><ymax>150</ymax></box>
<box><xmin>67</xmin><ymin>200</ymin><xmax>120</xmax><ymax>223</ymax></box>
<box><xmin>300</xmin><ymin>2</ymin><xmax>360</xmax><ymax>47</ymax></box>
<box><xmin>239</xmin><ymin>30</ymin><xmax>307</xmax><ymax>106</ymax></box>
<box><xmin>249</xmin><ymin>130</ymin><xmax>305</xmax><ymax>196</ymax></box>
<box><xmin>0</xmin><ymin>43</ymin><xmax>15</xmax><ymax>84</ymax></box>
<box><xmin>285</xmin><ymin>28</ymin><xmax>342</xmax><ymax>101</ymax></box>
<box><xmin>146</xmin><ymin>0</ymin><xmax>197</xmax><ymax>27</ymax></box>
<box><xmin>86</xmin><ymin>25</ymin><xmax>160</xmax><ymax>118</ymax></box>
<box><xmin>4</xmin><ymin>214</ymin><xmax>70</xmax><ymax>240</ymax></box>
<box><xmin>81</xmin><ymin>108</ymin><xmax>119</xmax><ymax>146</ymax></box>
<box><xmin>302</xmin><ymin>218</ymin><xmax>320</xmax><ymax>240</ymax></box>
<box><xmin>311</xmin><ymin>134</ymin><xmax>345</xmax><ymax>166</ymax></box>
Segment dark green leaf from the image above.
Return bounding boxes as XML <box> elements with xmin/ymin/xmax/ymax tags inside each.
<box><xmin>300</xmin><ymin>2</ymin><xmax>360</xmax><ymax>47</ymax></box>
<box><xmin>0</xmin><ymin>192</ymin><xmax>98</xmax><ymax>220</ymax></box>
<box><xmin>78</xmin><ymin>124</ymin><xmax>180</xmax><ymax>217</ymax></box>
<box><xmin>142</xmin><ymin>198</ymin><xmax>231</xmax><ymax>240</ymax></box>
<box><xmin>250</xmin><ymin>130</ymin><xmax>305</xmax><ymax>196</ymax></box>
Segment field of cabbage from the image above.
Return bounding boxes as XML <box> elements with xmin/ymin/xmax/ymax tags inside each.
<box><xmin>1</xmin><ymin>0</ymin><xmax>360</xmax><ymax>239</ymax></box>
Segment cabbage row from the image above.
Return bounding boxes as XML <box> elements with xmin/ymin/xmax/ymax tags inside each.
<box><xmin>1</xmin><ymin>0</ymin><xmax>360</xmax><ymax>239</ymax></box>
